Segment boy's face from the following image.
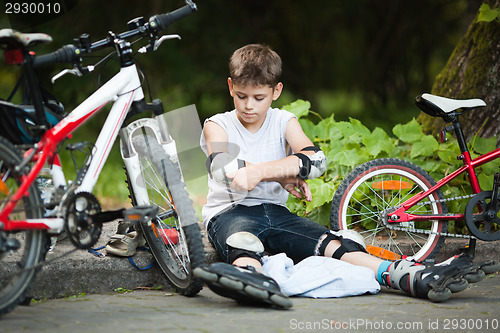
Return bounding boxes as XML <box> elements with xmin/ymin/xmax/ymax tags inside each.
<box><xmin>228</xmin><ymin>78</ymin><xmax>283</xmax><ymax>130</ymax></box>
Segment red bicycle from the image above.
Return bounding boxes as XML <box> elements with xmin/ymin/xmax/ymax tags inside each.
<box><xmin>330</xmin><ymin>93</ymin><xmax>500</xmax><ymax>261</ymax></box>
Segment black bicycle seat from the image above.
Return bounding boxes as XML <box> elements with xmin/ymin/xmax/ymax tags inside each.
<box><xmin>416</xmin><ymin>93</ymin><xmax>486</xmax><ymax>118</ymax></box>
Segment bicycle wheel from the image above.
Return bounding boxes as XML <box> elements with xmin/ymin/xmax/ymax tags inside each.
<box><xmin>330</xmin><ymin>158</ymin><xmax>448</xmax><ymax>261</ymax></box>
<box><xmin>0</xmin><ymin>136</ymin><xmax>47</xmax><ymax>316</ymax></box>
<box><xmin>127</xmin><ymin>134</ymin><xmax>205</xmax><ymax>296</ymax></box>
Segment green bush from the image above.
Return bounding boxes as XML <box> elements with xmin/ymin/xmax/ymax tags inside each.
<box><xmin>283</xmin><ymin>99</ymin><xmax>500</xmax><ymax>234</ymax></box>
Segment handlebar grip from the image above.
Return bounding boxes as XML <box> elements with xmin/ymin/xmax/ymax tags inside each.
<box><xmin>150</xmin><ymin>4</ymin><xmax>197</xmax><ymax>31</ymax></box>
<box><xmin>33</xmin><ymin>44</ymin><xmax>80</xmax><ymax>68</ymax></box>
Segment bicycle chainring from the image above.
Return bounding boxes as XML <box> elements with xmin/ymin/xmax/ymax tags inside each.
<box><xmin>465</xmin><ymin>191</ymin><xmax>500</xmax><ymax>241</ymax></box>
<box><xmin>64</xmin><ymin>192</ymin><xmax>102</xmax><ymax>249</ymax></box>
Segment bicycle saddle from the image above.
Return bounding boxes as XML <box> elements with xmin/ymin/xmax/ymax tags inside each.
<box><xmin>416</xmin><ymin>93</ymin><xmax>486</xmax><ymax>118</ymax></box>
<box><xmin>0</xmin><ymin>29</ymin><xmax>52</xmax><ymax>49</ymax></box>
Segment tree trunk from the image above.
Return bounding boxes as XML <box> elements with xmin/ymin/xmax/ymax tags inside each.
<box><xmin>418</xmin><ymin>0</ymin><xmax>500</xmax><ymax>144</ymax></box>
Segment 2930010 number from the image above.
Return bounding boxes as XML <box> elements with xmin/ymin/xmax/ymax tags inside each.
<box><xmin>443</xmin><ymin>318</ymin><xmax>499</xmax><ymax>330</ymax></box>
<box><xmin>5</xmin><ymin>2</ymin><xmax>61</xmax><ymax>14</ymax></box>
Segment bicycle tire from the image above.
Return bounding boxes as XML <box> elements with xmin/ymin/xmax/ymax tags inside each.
<box><xmin>127</xmin><ymin>134</ymin><xmax>205</xmax><ymax>296</ymax></box>
<box><xmin>330</xmin><ymin>158</ymin><xmax>448</xmax><ymax>261</ymax></box>
<box><xmin>0</xmin><ymin>136</ymin><xmax>47</xmax><ymax>316</ymax></box>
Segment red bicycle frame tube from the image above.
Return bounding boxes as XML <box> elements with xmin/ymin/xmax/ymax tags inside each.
<box><xmin>389</xmin><ymin>147</ymin><xmax>500</xmax><ymax>223</ymax></box>
<box><xmin>0</xmin><ymin>104</ymin><xmax>106</xmax><ymax>230</ymax></box>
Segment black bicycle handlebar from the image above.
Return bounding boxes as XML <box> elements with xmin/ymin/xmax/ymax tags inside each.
<box><xmin>33</xmin><ymin>44</ymin><xmax>80</xmax><ymax>68</ymax></box>
<box><xmin>33</xmin><ymin>2</ymin><xmax>197</xmax><ymax>68</ymax></box>
<box><xmin>151</xmin><ymin>4</ymin><xmax>197</xmax><ymax>31</ymax></box>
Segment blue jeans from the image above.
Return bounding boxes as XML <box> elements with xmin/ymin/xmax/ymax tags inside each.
<box><xmin>207</xmin><ymin>203</ymin><xmax>329</xmax><ymax>263</ymax></box>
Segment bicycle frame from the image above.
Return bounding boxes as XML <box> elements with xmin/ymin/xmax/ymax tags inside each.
<box><xmin>0</xmin><ymin>64</ymin><xmax>144</xmax><ymax>232</ymax></box>
<box><xmin>388</xmin><ymin>147</ymin><xmax>500</xmax><ymax>223</ymax></box>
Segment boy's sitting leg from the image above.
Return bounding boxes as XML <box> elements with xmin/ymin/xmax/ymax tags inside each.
<box><xmin>318</xmin><ymin>230</ymin><xmax>500</xmax><ymax>302</ymax></box>
<box><xmin>194</xmin><ymin>232</ymin><xmax>292</xmax><ymax>309</ymax></box>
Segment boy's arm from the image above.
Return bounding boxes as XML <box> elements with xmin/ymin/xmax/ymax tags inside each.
<box><xmin>203</xmin><ymin>120</ymin><xmax>229</xmax><ymax>155</ymax></box>
<box><xmin>228</xmin><ymin>117</ymin><xmax>320</xmax><ymax>197</ymax></box>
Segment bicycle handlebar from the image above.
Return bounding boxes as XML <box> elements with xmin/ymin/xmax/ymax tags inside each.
<box><xmin>33</xmin><ymin>2</ymin><xmax>197</xmax><ymax>68</ymax></box>
<box><xmin>151</xmin><ymin>3</ymin><xmax>197</xmax><ymax>31</ymax></box>
<box><xmin>32</xmin><ymin>44</ymin><xmax>80</xmax><ymax>68</ymax></box>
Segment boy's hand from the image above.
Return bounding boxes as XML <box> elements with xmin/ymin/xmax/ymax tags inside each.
<box><xmin>278</xmin><ymin>177</ymin><xmax>312</xmax><ymax>202</ymax></box>
<box><xmin>226</xmin><ymin>163</ymin><xmax>262</xmax><ymax>193</ymax></box>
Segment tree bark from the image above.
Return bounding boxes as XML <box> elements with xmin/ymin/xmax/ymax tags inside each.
<box><xmin>418</xmin><ymin>0</ymin><xmax>500</xmax><ymax>144</ymax></box>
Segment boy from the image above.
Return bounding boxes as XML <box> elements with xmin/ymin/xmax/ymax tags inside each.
<box><xmin>194</xmin><ymin>44</ymin><xmax>497</xmax><ymax>309</ymax></box>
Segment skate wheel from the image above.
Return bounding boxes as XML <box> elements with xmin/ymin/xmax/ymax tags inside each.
<box><xmin>219</xmin><ymin>277</ymin><xmax>244</xmax><ymax>291</ymax></box>
<box><xmin>270</xmin><ymin>294</ymin><xmax>293</xmax><ymax>309</ymax></box>
<box><xmin>481</xmin><ymin>260</ymin><xmax>500</xmax><ymax>275</ymax></box>
<box><xmin>448</xmin><ymin>279</ymin><xmax>468</xmax><ymax>293</ymax></box>
<box><xmin>464</xmin><ymin>269</ymin><xmax>485</xmax><ymax>283</ymax></box>
<box><xmin>428</xmin><ymin>288</ymin><xmax>452</xmax><ymax>302</ymax></box>
<box><xmin>193</xmin><ymin>267</ymin><xmax>218</xmax><ymax>283</ymax></box>
<box><xmin>244</xmin><ymin>285</ymin><xmax>268</xmax><ymax>300</ymax></box>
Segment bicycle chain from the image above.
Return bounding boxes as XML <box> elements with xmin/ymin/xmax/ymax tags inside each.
<box><xmin>383</xmin><ymin>193</ymin><xmax>477</xmax><ymax>239</ymax></box>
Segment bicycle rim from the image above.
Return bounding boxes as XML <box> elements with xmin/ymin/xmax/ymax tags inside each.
<box><xmin>0</xmin><ymin>137</ymin><xmax>45</xmax><ymax>316</ymax></box>
<box><xmin>129</xmin><ymin>134</ymin><xmax>205</xmax><ymax>296</ymax></box>
<box><xmin>331</xmin><ymin>158</ymin><xmax>447</xmax><ymax>261</ymax></box>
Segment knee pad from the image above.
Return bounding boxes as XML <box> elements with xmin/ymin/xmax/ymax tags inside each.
<box><xmin>318</xmin><ymin>230</ymin><xmax>367</xmax><ymax>259</ymax></box>
<box><xmin>226</xmin><ymin>231</ymin><xmax>264</xmax><ymax>263</ymax></box>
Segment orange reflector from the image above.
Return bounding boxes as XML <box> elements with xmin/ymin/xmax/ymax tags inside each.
<box><xmin>0</xmin><ymin>179</ymin><xmax>9</xmax><ymax>195</ymax></box>
<box><xmin>126</xmin><ymin>214</ymin><xmax>142</xmax><ymax>221</ymax></box>
<box><xmin>152</xmin><ymin>222</ymin><xmax>159</xmax><ymax>238</ymax></box>
<box><xmin>372</xmin><ymin>180</ymin><xmax>412</xmax><ymax>190</ymax></box>
<box><xmin>366</xmin><ymin>245</ymin><xmax>401</xmax><ymax>261</ymax></box>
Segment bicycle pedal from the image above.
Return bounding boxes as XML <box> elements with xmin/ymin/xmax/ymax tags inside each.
<box><xmin>123</xmin><ymin>205</ymin><xmax>159</xmax><ymax>223</ymax></box>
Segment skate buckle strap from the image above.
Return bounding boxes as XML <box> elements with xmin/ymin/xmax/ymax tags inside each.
<box><xmin>389</xmin><ymin>260</ymin><xmax>425</xmax><ymax>297</ymax></box>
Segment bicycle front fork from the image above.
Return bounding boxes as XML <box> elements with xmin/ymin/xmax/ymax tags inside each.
<box><xmin>120</xmin><ymin>115</ymin><xmax>182</xmax><ymax>206</ymax></box>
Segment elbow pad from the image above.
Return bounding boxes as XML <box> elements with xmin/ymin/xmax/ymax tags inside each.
<box><xmin>206</xmin><ymin>152</ymin><xmax>246</xmax><ymax>184</ymax></box>
<box><xmin>294</xmin><ymin>146</ymin><xmax>327</xmax><ymax>180</ymax></box>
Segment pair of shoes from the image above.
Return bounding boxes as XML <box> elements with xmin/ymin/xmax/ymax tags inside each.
<box><xmin>105</xmin><ymin>231</ymin><xmax>145</xmax><ymax>257</ymax></box>
<box><xmin>384</xmin><ymin>254</ymin><xmax>500</xmax><ymax>302</ymax></box>
<box><xmin>193</xmin><ymin>262</ymin><xmax>293</xmax><ymax>309</ymax></box>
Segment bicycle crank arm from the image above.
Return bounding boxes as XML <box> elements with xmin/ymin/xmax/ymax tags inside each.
<box><xmin>387</xmin><ymin>211</ymin><xmax>464</xmax><ymax>223</ymax></box>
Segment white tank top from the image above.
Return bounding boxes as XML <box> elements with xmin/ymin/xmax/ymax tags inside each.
<box><xmin>200</xmin><ymin>107</ymin><xmax>296</xmax><ymax>226</ymax></box>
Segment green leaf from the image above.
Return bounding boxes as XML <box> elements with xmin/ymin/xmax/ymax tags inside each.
<box><xmin>478</xmin><ymin>173</ymin><xmax>492</xmax><ymax>191</ymax></box>
<box><xmin>477</xmin><ymin>4</ymin><xmax>500</xmax><ymax>22</ymax></box>
<box><xmin>282</xmin><ymin>99</ymin><xmax>310</xmax><ymax>119</ymax></box>
<box><xmin>315</xmin><ymin>115</ymin><xmax>340</xmax><ymax>141</ymax></box>
<box><xmin>393</xmin><ymin>118</ymin><xmax>424</xmax><ymax>143</ymax></box>
<box><xmin>480</xmin><ymin>158</ymin><xmax>500</xmax><ymax>176</ymax></box>
<box><xmin>336</xmin><ymin>119</ymin><xmax>370</xmax><ymax>144</ymax></box>
<box><xmin>470</xmin><ymin>136</ymin><xmax>497</xmax><ymax>154</ymax></box>
<box><xmin>410</xmin><ymin>135</ymin><xmax>439</xmax><ymax>158</ymax></box>
<box><xmin>363</xmin><ymin>127</ymin><xmax>394</xmax><ymax>157</ymax></box>
<box><xmin>331</xmin><ymin>148</ymin><xmax>370</xmax><ymax>168</ymax></box>
<box><xmin>298</xmin><ymin>118</ymin><xmax>316</xmax><ymax>138</ymax></box>
<box><xmin>305</xmin><ymin>178</ymin><xmax>336</xmax><ymax>213</ymax></box>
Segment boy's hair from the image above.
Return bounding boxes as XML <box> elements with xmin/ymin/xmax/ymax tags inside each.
<box><xmin>229</xmin><ymin>44</ymin><xmax>282</xmax><ymax>88</ymax></box>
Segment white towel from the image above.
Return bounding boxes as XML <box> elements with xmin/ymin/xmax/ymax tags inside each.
<box><xmin>262</xmin><ymin>253</ymin><xmax>380</xmax><ymax>298</ymax></box>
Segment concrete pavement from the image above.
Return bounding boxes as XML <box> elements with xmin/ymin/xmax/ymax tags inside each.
<box><xmin>2</xmin><ymin>272</ymin><xmax>500</xmax><ymax>332</ymax></box>
<box><xmin>29</xmin><ymin>220</ymin><xmax>499</xmax><ymax>299</ymax></box>
<box><xmin>2</xmin><ymin>221</ymin><xmax>499</xmax><ymax>332</ymax></box>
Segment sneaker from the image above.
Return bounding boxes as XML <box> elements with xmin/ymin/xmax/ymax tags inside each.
<box><xmin>194</xmin><ymin>262</ymin><xmax>293</xmax><ymax>309</ymax></box>
<box><xmin>383</xmin><ymin>254</ymin><xmax>498</xmax><ymax>302</ymax></box>
<box><xmin>105</xmin><ymin>231</ymin><xmax>145</xmax><ymax>257</ymax></box>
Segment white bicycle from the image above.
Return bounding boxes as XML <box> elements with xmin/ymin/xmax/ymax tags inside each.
<box><xmin>0</xmin><ymin>0</ymin><xmax>206</xmax><ymax>317</ymax></box>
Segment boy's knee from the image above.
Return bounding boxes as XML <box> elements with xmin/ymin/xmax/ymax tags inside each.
<box><xmin>226</xmin><ymin>231</ymin><xmax>264</xmax><ymax>263</ymax></box>
<box><xmin>316</xmin><ymin>230</ymin><xmax>367</xmax><ymax>259</ymax></box>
